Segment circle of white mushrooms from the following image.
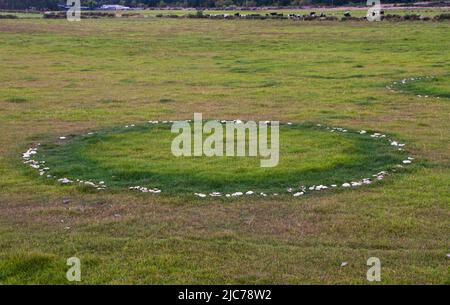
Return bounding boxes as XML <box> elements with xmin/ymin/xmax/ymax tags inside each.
<box><xmin>22</xmin><ymin>120</ymin><xmax>414</xmax><ymax>198</ymax></box>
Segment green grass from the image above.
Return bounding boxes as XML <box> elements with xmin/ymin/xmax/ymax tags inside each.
<box><xmin>0</xmin><ymin>12</ymin><xmax>43</xmax><ymax>19</ymax></box>
<box><xmin>5</xmin><ymin>96</ymin><xmax>27</xmax><ymax>103</ymax></box>
<box><xmin>0</xmin><ymin>16</ymin><xmax>448</xmax><ymax>284</ymax></box>
<box><xmin>35</xmin><ymin>123</ymin><xmax>407</xmax><ymax>194</ymax></box>
<box><xmin>0</xmin><ymin>253</ymin><xmax>67</xmax><ymax>284</ymax></box>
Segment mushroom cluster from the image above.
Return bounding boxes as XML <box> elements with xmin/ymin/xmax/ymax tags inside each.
<box><xmin>386</xmin><ymin>75</ymin><xmax>441</xmax><ymax>99</ymax></box>
<box><xmin>22</xmin><ymin>141</ymin><xmax>107</xmax><ymax>191</ymax></box>
<box><xmin>23</xmin><ymin>120</ymin><xmax>414</xmax><ymax>198</ymax></box>
<box><xmin>189</xmin><ymin>122</ymin><xmax>414</xmax><ymax>198</ymax></box>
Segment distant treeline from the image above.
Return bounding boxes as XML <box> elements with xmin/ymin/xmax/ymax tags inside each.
<box><xmin>0</xmin><ymin>0</ymin><xmax>427</xmax><ymax>10</ymax></box>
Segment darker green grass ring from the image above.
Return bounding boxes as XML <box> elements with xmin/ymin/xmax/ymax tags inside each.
<box><xmin>31</xmin><ymin>122</ymin><xmax>412</xmax><ymax>196</ymax></box>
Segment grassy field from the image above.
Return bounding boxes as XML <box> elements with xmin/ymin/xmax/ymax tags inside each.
<box><xmin>0</xmin><ymin>16</ymin><xmax>449</xmax><ymax>284</ymax></box>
